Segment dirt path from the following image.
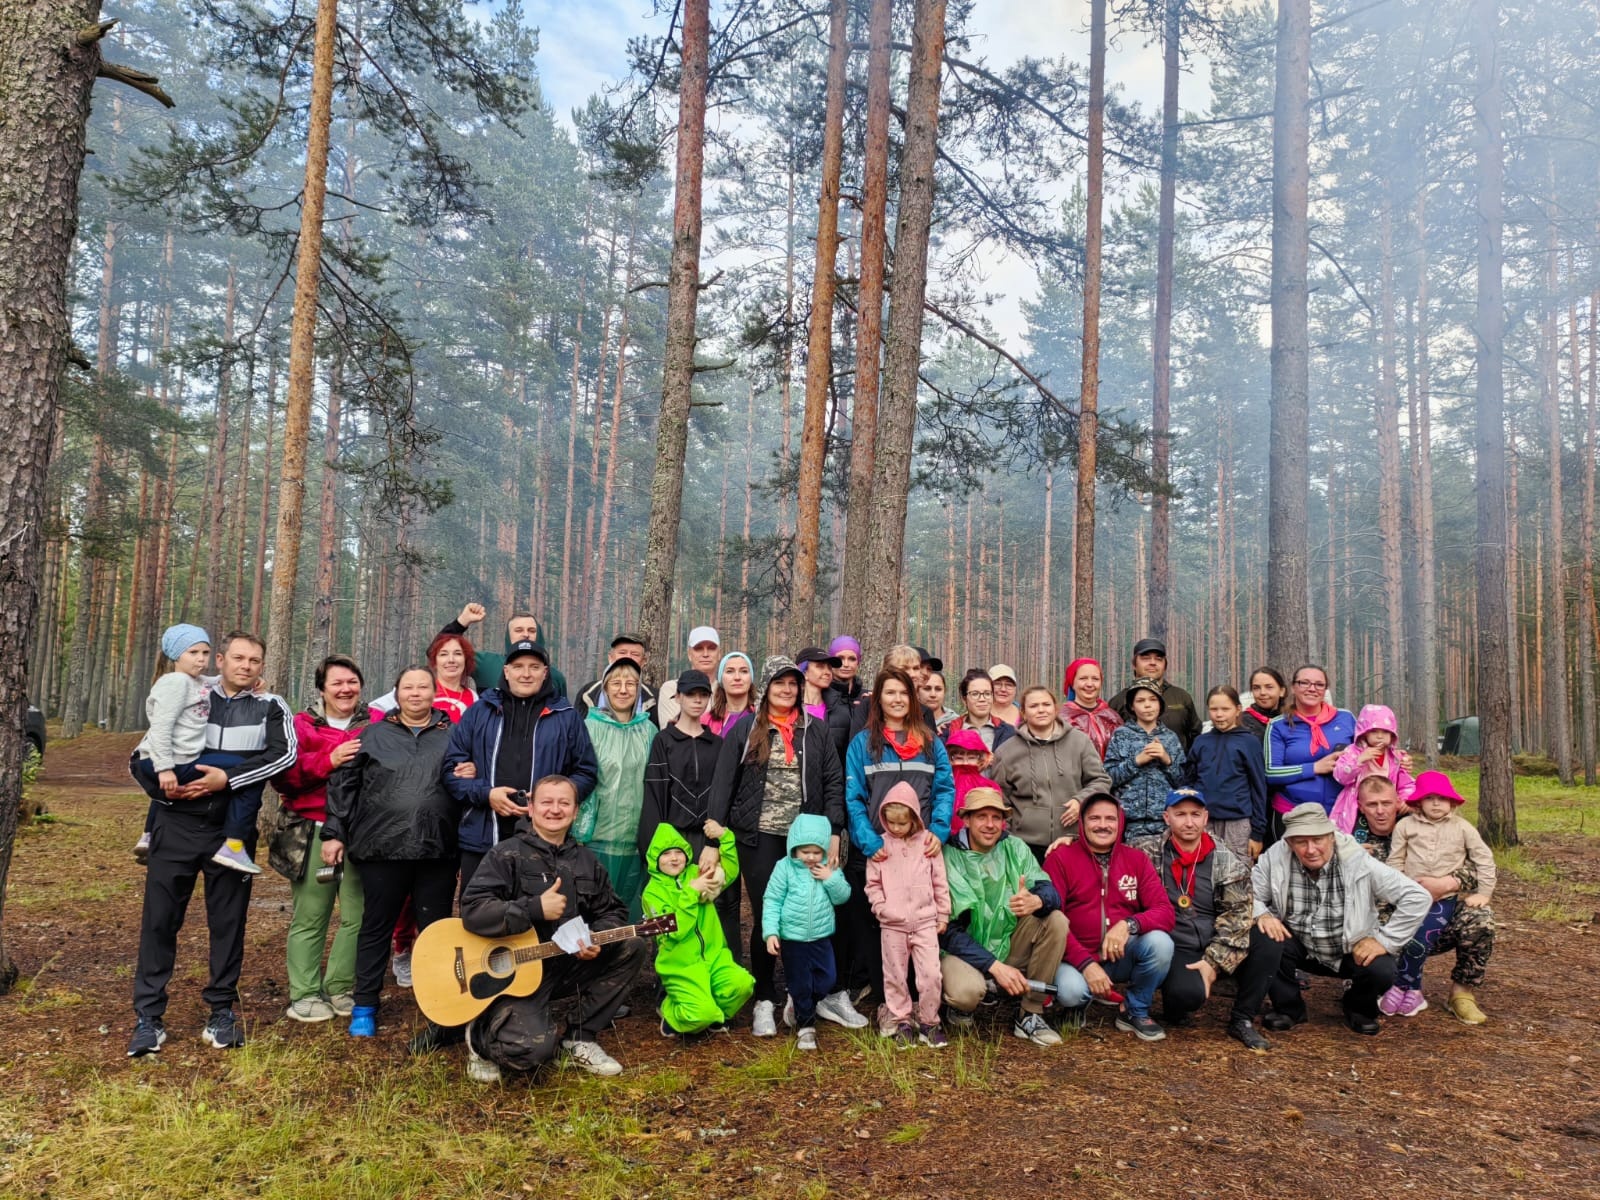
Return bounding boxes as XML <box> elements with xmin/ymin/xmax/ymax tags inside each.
<box><xmin>3</xmin><ymin>733</ymin><xmax>1598</xmax><ymax>1199</ymax></box>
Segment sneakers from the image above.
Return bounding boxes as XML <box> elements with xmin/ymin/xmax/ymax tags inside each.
<box><xmin>211</xmin><ymin>842</ymin><xmax>262</xmax><ymax>875</ymax></box>
<box><xmin>127</xmin><ymin>1016</ymin><xmax>167</xmax><ymax>1057</ymax></box>
<box><xmin>782</xmin><ymin>997</ymin><xmax>796</xmax><ymax>1029</ymax></box>
<box><xmin>876</xmin><ymin>1004</ymin><xmax>899</xmax><ymax>1039</ymax></box>
<box><xmin>1012</xmin><ymin>1011</ymin><xmax>1062</xmax><ymax>1047</ymax></box>
<box><xmin>391</xmin><ymin>950</ymin><xmax>413</xmax><ymax>988</ymax></box>
<box><xmin>815</xmin><ymin>990</ymin><xmax>870</xmax><ymax>1029</ymax></box>
<box><xmin>327</xmin><ymin>993</ymin><xmax>355</xmax><ymax>1017</ymax></box>
<box><xmin>1394</xmin><ymin>989</ymin><xmax>1429</xmax><ymax>1017</ymax></box>
<box><xmin>1227</xmin><ymin>1016</ymin><xmax>1272</xmax><ymax>1053</ymax></box>
<box><xmin>1115</xmin><ymin>1008</ymin><xmax>1167</xmax><ymax>1042</ymax></box>
<box><xmin>946</xmin><ymin>1007</ymin><xmax>976</xmax><ymax>1031</ymax></box>
<box><xmin>891</xmin><ymin>1021</ymin><xmax>917</xmax><ymax>1050</ymax></box>
<box><xmin>562</xmin><ymin>1038</ymin><xmax>623</xmax><ymax>1076</ymax></box>
<box><xmin>796</xmin><ymin>1026</ymin><xmax>818</xmax><ymax>1051</ymax></box>
<box><xmin>285</xmin><ymin>997</ymin><xmax>336</xmax><ymax>1023</ymax></box>
<box><xmin>465</xmin><ymin>1024</ymin><xmax>502</xmax><ymax>1084</ymax></box>
<box><xmin>201</xmin><ymin>1007</ymin><xmax>245</xmax><ymax>1049</ymax></box>
<box><xmin>348</xmin><ymin>1005</ymin><xmax>377</xmax><ymax>1037</ymax></box>
<box><xmin>133</xmin><ymin>833</ymin><xmax>151</xmax><ymax>865</ymax></box>
<box><xmin>1378</xmin><ymin>986</ymin><xmax>1406</xmax><ymax>1016</ymax></box>
<box><xmin>1447</xmin><ymin>991</ymin><xmax>1488</xmax><ymax>1025</ymax></box>
<box><xmin>918</xmin><ymin>1022</ymin><xmax>949</xmax><ymax>1049</ymax></box>
<box><xmin>751</xmin><ymin>1000</ymin><xmax>777</xmax><ymax>1038</ymax></box>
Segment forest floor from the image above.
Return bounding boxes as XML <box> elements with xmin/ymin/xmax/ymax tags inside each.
<box><xmin>2</xmin><ymin>733</ymin><xmax>1598</xmax><ymax>1200</ymax></box>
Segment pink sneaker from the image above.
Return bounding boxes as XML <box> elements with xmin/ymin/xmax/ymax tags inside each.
<box><xmin>1377</xmin><ymin>986</ymin><xmax>1407</xmax><ymax>1016</ymax></box>
<box><xmin>1393</xmin><ymin>989</ymin><xmax>1429</xmax><ymax>1017</ymax></box>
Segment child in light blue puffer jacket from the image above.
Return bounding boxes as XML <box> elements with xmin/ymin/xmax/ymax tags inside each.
<box><xmin>762</xmin><ymin>812</ymin><xmax>851</xmax><ymax>1050</ymax></box>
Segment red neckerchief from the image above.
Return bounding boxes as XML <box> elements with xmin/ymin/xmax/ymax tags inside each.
<box><xmin>1170</xmin><ymin>833</ymin><xmax>1216</xmax><ymax>900</ymax></box>
<box><xmin>886</xmin><ymin>727</ymin><xmax>924</xmax><ymax>761</ymax></box>
<box><xmin>1298</xmin><ymin>703</ymin><xmax>1337</xmax><ymax>754</ymax></box>
<box><xmin>769</xmin><ymin>708</ymin><xmax>799</xmax><ymax>764</ymax></box>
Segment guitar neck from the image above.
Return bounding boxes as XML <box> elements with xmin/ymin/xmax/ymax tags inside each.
<box><xmin>515</xmin><ymin>923</ymin><xmax>641</xmax><ymax>965</ymax></box>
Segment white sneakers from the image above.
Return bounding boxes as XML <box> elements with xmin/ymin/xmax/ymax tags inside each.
<box><xmin>561</xmin><ymin>1038</ymin><xmax>623</xmax><ymax>1076</ymax></box>
<box><xmin>1013</xmin><ymin>1011</ymin><xmax>1062</xmax><ymax>1047</ymax></box>
<box><xmin>751</xmin><ymin>1000</ymin><xmax>777</xmax><ymax>1038</ymax></box>
<box><xmin>815</xmin><ymin>990</ymin><xmax>869</xmax><ymax>1029</ymax></box>
<box><xmin>796</xmin><ymin>1027</ymin><xmax>818</xmax><ymax>1051</ymax></box>
<box><xmin>465</xmin><ymin>1025</ymin><xmax>503</xmax><ymax>1084</ymax></box>
<box><xmin>391</xmin><ymin>951</ymin><xmax>413</xmax><ymax>988</ymax></box>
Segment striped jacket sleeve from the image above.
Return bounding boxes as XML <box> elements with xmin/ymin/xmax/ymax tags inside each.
<box><xmin>227</xmin><ymin>695</ymin><xmax>299</xmax><ymax>790</ymax></box>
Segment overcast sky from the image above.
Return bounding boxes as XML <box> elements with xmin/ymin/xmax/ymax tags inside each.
<box><xmin>515</xmin><ymin>1</ymin><xmax>1217</xmax><ymax>343</ymax></box>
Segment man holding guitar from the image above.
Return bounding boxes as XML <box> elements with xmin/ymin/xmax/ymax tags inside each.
<box><xmin>456</xmin><ymin>774</ymin><xmax>645</xmax><ymax>1081</ymax></box>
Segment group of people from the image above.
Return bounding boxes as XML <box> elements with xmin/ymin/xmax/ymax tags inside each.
<box><xmin>122</xmin><ymin>608</ymin><xmax>1500</xmax><ymax>1082</ymax></box>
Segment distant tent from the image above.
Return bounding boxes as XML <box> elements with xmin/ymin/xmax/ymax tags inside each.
<box><xmin>1441</xmin><ymin>716</ymin><xmax>1480</xmax><ymax>756</ymax></box>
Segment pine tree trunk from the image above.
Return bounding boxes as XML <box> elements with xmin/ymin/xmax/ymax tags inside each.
<box><xmin>586</xmin><ymin>221</ymin><xmax>638</xmax><ymax>661</ymax></box>
<box><xmin>202</xmin><ymin>259</ymin><xmax>235</xmax><ymax>636</ymax></box>
<box><xmin>1040</xmin><ymin>468</ymin><xmax>1053</xmax><ymax>681</ymax></box>
<box><xmin>636</xmin><ymin>0</ymin><xmax>708</xmax><ymax>687</ymax></box>
<box><xmin>1267</xmin><ymin>0</ymin><xmax>1312</xmax><ymax>672</ymax></box>
<box><xmin>790</xmin><ymin>0</ymin><xmax>848</xmax><ymax>643</ymax></box>
<box><xmin>1073</xmin><ymin>0</ymin><xmax>1107</xmax><ymax>653</ymax></box>
<box><xmin>1408</xmin><ymin>187</ymin><xmax>1441</xmax><ymax>765</ymax></box>
<box><xmin>264</xmin><ymin>0</ymin><xmax>338</xmax><ymax>688</ymax></box>
<box><xmin>1537</xmin><ymin>186</ymin><xmax>1573</xmax><ymax>781</ymax></box>
<box><xmin>306</xmin><ymin>351</ymin><xmax>344</xmax><ymax>684</ymax></box>
<box><xmin>1473</xmin><ymin>0</ymin><xmax>1516</xmax><ymax>844</ymax></box>
<box><xmin>1376</xmin><ymin>189</ymin><xmax>1405</xmax><ymax>705</ymax></box>
<box><xmin>840</xmin><ymin>0</ymin><xmax>892</xmax><ymax>640</ymax></box>
<box><xmin>1578</xmin><ymin>290</ymin><xmax>1598</xmax><ymax>785</ymax></box>
<box><xmin>250</xmin><ymin>358</ymin><xmax>276</xmax><ymax>632</ymax></box>
<box><xmin>1148</xmin><ymin>0</ymin><xmax>1179</xmax><ymax>644</ymax></box>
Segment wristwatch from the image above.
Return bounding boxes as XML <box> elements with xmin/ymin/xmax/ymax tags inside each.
<box><xmin>1124</xmin><ymin>917</ymin><xmax>1141</xmax><ymax>937</ymax></box>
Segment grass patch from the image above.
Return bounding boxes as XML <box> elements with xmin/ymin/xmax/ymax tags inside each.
<box><xmin>9</xmin><ymin>879</ymin><xmax>130</xmax><ymax>907</ymax></box>
<box><xmin>1447</xmin><ymin>769</ymin><xmax>1600</xmax><ymax>839</ymax></box>
<box><xmin>1525</xmin><ymin>888</ymin><xmax>1597</xmax><ymax>924</ymax></box>
<box><xmin>885</xmin><ymin>1121</ymin><xmax>928</xmax><ymax>1144</ymax></box>
<box><xmin>1495</xmin><ymin>845</ymin><xmax>1561</xmax><ymax>885</ymax></box>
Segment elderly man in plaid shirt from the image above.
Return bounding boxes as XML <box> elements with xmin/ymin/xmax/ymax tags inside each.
<box><xmin>1250</xmin><ymin>803</ymin><xmax>1430</xmax><ymax>1036</ymax></box>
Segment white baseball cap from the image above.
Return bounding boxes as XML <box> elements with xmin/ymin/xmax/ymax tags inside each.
<box><xmin>687</xmin><ymin>625</ymin><xmax>721</xmax><ymax>649</ymax></box>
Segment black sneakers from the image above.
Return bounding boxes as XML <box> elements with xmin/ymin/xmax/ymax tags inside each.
<box><xmin>1114</xmin><ymin>1007</ymin><xmax>1167</xmax><ymax>1042</ymax></box>
<box><xmin>1228</xmin><ymin>1016</ymin><xmax>1272</xmax><ymax>1052</ymax></box>
<box><xmin>200</xmin><ymin>1007</ymin><xmax>245</xmax><ymax>1050</ymax></box>
<box><xmin>127</xmin><ymin>1016</ymin><xmax>167</xmax><ymax>1057</ymax></box>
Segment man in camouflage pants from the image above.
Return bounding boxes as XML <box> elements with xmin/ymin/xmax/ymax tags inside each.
<box><xmin>1354</xmin><ymin>777</ymin><xmax>1494</xmax><ymax>1021</ymax></box>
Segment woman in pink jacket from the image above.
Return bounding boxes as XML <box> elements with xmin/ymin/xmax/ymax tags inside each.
<box><xmin>865</xmin><ymin>782</ymin><xmax>952</xmax><ymax>1048</ymax></box>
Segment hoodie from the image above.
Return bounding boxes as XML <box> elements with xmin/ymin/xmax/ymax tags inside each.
<box><xmin>1185</xmin><ymin>723</ymin><xmax>1269</xmax><ymax>838</ymax></box>
<box><xmin>642</xmin><ymin>822</ymin><xmax>743</xmax><ymax>976</ymax></box>
<box><xmin>638</xmin><ymin>721</ymin><xmax>723</xmax><ymax>861</ymax></box>
<box><xmin>761</xmin><ymin>813</ymin><xmax>851</xmax><ymax>943</ymax></box>
<box><xmin>984</xmin><ymin>718</ymin><xmax>1111</xmax><ymax>848</ymax></box>
<box><xmin>864</xmin><ymin>785</ymin><xmax>952</xmax><ymax>933</ymax></box>
<box><xmin>1043</xmin><ymin>802</ymin><xmax>1176</xmax><ymax>972</ymax></box>
<box><xmin>1330</xmin><ymin>704</ymin><xmax>1416</xmax><ymax>832</ymax></box>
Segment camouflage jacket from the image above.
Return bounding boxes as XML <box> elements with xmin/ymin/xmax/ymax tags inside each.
<box><xmin>1129</xmin><ymin>833</ymin><xmax>1254</xmax><ymax>975</ymax></box>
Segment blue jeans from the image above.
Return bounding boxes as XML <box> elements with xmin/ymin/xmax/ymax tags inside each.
<box><xmin>1395</xmin><ymin>898</ymin><xmax>1457</xmax><ymax>989</ymax></box>
<box><xmin>1053</xmin><ymin>930</ymin><xmax>1175</xmax><ymax>1019</ymax></box>
<box><xmin>780</xmin><ymin>938</ymin><xmax>837</xmax><ymax>1029</ymax></box>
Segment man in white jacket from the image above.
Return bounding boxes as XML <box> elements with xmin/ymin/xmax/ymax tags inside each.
<box><xmin>1251</xmin><ymin>802</ymin><xmax>1430</xmax><ymax>1035</ymax></box>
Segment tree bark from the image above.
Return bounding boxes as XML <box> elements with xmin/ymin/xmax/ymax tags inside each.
<box><xmin>1409</xmin><ymin>189</ymin><xmax>1440</xmax><ymax>764</ymax></box>
<box><xmin>840</xmin><ymin>0</ymin><xmax>892</xmax><ymax>641</ymax></box>
<box><xmin>202</xmin><ymin>259</ymin><xmax>236</xmax><ymax>636</ymax></box>
<box><xmin>857</xmin><ymin>0</ymin><xmax>946</xmax><ymax>661</ymax></box>
<box><xmin>635</xmin><ymin>0</ymin><xmax>709</xmax><ymax>688</ymax></box>
<box><xmin>1266</xmin><ymin>0</ymin><xmax>1312</xmax><ymax>673</ymax></box>
<box><xmin>305</xmin><ymin>351</ymin><xmax>344</xmax><ymax>685</ymax></box>
<box><xmin>1148</xmin><ymin>0</ymin><xmax>1180</xmax><ymax>645</ymax></box>
<box><xmin>1376</xmin><ymin>189</ymin><xmax>1405</xmax><ymax>703</ymax></box>
<box><xmin>1540</xmin><ymin>183</ymin><xmax>1572</xmax><ymax>782</ymax></box>
<box><xmin>790</xmin><ymin>0</ymin><xmax>848</xmax><ymax>645</ymax></box>
<box><xmin>264</xmin><ymin>0</ymin><xmax>338</xmax><ymax>689</ymax></box>
<box><xmin>1473</xmin><ymin>0</ymin><xmax>1516</xmax><ymax>845</ymax></box>
<box><xmin>1578</xmin><ymin>290</ymin><xmax>1598</xmax><ymax>785</ymax></box>
<box><xmin>1073</xmin><ymin>0</ymin><xmax>1107</xmax><ymax>654</ymax></box>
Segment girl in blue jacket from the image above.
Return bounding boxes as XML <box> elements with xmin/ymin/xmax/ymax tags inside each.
<box><xmin>1185</xmin><ymin>686</ymin><xmax>1268</xmax><ymax>860</ymax></box>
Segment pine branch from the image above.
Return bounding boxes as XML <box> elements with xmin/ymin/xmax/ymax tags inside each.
<box><xmin>96</xmin><ymin>61</ymin><xmax>176</xmax><ymax>108</ymax></box>
<box><xmin>76</xmin><ymin>18</ymin><xmax>118</xmax><ymax>45</ymax></box>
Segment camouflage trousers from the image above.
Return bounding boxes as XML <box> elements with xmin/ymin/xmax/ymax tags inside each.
<box><xmin>1429</xmin><ymin>901</ymin><xmax>1496</xmax><ymax>987</ymax></box>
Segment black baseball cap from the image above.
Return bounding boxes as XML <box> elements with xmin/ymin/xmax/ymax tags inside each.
<box><xmin>675</xmin><ymin>668</ymin><xmax>713</xmax><ymax>695</ymax></box>
<box><xmin>506</xmin><ymin>639</ymin><xmax>550</xmax><ymax>665</ymax></box>
<box><xmin>611</xmin><ymin>632</ymin><xmax>646</xmax><ymax>649</ymax></box>
<box><xmin>794</xmin><ymin>645</ymin><xmax>843</xmax><ymax>669</ymax></box>
<box><xmin>1132</xmin><ymin>638</ymin><xmax>1167</xmax><ymax>659</ymax></box>
<box><xmin>915</xmin><ymin>646</ymin><xmax>944</xmax><ymax>672</ymax></box>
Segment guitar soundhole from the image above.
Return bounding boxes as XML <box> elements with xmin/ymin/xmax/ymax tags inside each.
<box><xmin>487</xmin><ymin>946</ymin><xmax>515</xmax><ymax>976</ymax></box>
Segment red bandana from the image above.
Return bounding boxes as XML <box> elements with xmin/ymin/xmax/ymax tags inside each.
<box><xmin>1170</xmin><ymin>833</ymin><xmax>1216</xmax><ymax>899</ymax></box>
<box><xmin>886</xmin><ymin>728</ymin><xmax>924</xmax><ymax>761</ymax></box>
<box><xmin>1300</xmin><ymin>702</ymin><xmax>1337</xmax><ymax>754</ymax></box>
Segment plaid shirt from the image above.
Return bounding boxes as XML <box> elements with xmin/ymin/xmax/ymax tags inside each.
<box><xmin>1284</xmin><ymin>854</ymin><xmax>1347</xmax><ymax>970</ymax></box>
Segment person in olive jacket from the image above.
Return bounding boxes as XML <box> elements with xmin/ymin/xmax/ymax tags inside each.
<box><xmin>321</xmin><ymin>667</ymin><xmax>460</xmax><ymax>1037</ymax></box>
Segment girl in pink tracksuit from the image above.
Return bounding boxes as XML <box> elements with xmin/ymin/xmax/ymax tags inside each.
<box><xmin>1331</xmin><ymin>704</ymin><xmax>1416</xmax><ymax>833</ymax></box>
<box><xmin>864</xmin><ymin>782</ymin><xmax>951</xmax><ymax>1048</ymax></box>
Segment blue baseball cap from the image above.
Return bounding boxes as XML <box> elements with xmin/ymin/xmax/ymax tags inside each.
<box><xmin>1164</xmin><ymin>787</ymin><xmax>1207</xmax><ymax>809</ymax></box>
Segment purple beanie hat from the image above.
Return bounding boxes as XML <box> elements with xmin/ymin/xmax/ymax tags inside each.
<box><xmin>828</xmin><ymin>635</ymin><xmax>861</xmax><ymax>658</ymax></box>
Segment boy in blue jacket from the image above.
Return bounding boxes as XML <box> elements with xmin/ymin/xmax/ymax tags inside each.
<box><xmin>762</xmin><ymin>813</ymin><xmax>851</xmax><ymax>1051</ymax></box>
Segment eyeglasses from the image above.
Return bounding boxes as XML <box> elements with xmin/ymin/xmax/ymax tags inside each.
<box><xmin>1292</xmin><ymin>679</ymin><xmax>1327</xmax><ymax>690</ymax></box>
<box><xmin>965</xmin><ymin>690</ymin><xmax>993</xmax><ymax>700</ymax></box>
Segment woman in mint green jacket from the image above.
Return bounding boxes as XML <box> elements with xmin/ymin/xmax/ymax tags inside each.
<box><xmin>580</xmin><ymin>658</ymin><xmax>655</xmax><ymax>918</ymax></box>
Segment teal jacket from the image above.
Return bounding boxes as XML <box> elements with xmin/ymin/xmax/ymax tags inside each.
<box><xmin>761</xmin><ymin>812</ymin><xmax>850</xmax><ymax>942</ymax></box>
<box><xmin>642</xmin><ymin>822</ymin><xmax>741</xmax><ymax>976</ymax></box>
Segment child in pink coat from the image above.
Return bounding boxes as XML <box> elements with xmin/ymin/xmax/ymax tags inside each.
<box><xmin>1331</xmin><ymin>704</ymin><xmax>1415</xmax><ymax>832</ymax></box>
<box><xmin>865</xmin><ymin>782</ymin><xmax>952</xmax><ymax>1048</ymax></box>
<box><xmin>944</xmin><ymin>727</ymin><xmax>992</xmax><ymax>837</ymax></box>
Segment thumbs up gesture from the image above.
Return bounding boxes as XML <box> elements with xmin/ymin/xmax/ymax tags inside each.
<box><xmin>539</xmin><ymin>879</ymin><xmax>568</xmax><ymax>921</ymax></box>
<box><xmin>1007</xmin><ymin>874</ymin><xmax>1042</xmax><ymax>917</ymax></box>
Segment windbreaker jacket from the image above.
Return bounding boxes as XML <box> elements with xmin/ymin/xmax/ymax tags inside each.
<box><xmin>274</xmin><ymin>706</ymin><xmax>367</xmax><ymax>822</ymax></box>
<box><xmin>708</xmin><ymin>712</ymin><xmax>846</xmax><ymax>845</ymax></box>
<box><xmin>986</xmin><ymin>718</ymin><xmax>1112</xmax><ymax>848</ymax></box>
<box><xmin>1265</xmin><ymin>707</ymin><xmax>1357</xmax><ymax>814</ymax></box>
<box><xmin>1044</xmin><ymin>806</ymin><xmax>1176</xmax><ymax>972</ymax></box>
<box><xmin>761</xmin><ymin>813</ymin><xmax>851</xmax><ymax>942</ymax></box>
<box><xmin>201</xmin><ymin>684</ymin><xmax>298</xmax><ymax>793</ymax></box>
<box><xmin>1330</xmin><ymin>706</ymin><xmax>1416</xmax><ymax>831</ymax></box>
<box><xmin>1185</xmin><ymin>724</ymin><xmax>1269</xmax><ymax>838</ymax></box>
<box><xmin>443</xmin><ymin>686</ymin><xmax>598</xmax><ymax>854</ymax></box>
<box><xmin>1251</xmin><ymin>832</ymin><xmax>1430</xmax><ymax>955</ymax></box>
<box><xmin>323</xmin><ymin>710</ymin><xmax>458</xmax><ymax>860</ymax></box>
<box><xmin>460</xmin><ymin>824</ymin><xmax>628</xmax><ymax>940</ymax></box>
<box><xmin>938</xmin><ymin>830</ymin><xmax>1058</xmax><ymax>971</ymax></box>
<box><xmin>864</xmin><ymin>792</ymin><xmax>952</xmax><ymax>933</ymax></box>
<box><xmin>638</xmin><ymin>722</ymin><xmax>723</xmax><ymax>861</ymax></box>
<box><xmin>844</xmin><ymin>730</ymin><xmax>955</xmax><ymax>858</ymax></box>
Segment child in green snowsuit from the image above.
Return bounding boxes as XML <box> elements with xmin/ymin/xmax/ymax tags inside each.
<box><xmin>643</xmin><ymin>820</ymin><xmax>755</xmax><ymax>1036</ymax></box>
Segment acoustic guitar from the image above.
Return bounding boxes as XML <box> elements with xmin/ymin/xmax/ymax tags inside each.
<box><xmin>410</xmin><ymin>914</ymin><xmax>676</xmax><ymax>1027</ymax></box>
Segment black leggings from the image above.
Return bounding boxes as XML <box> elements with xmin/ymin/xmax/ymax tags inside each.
<box><xmin>831</xmin><ymin>857</ymin><xmax>881</xmax><ymax>999</ymax></box>
<box><xmin>738</xmin><ymin>832</ymin><xmax>790</xmax><ymax>1003</ymax></box>
<box><xmin>350</xmin><ymin>857</ymin><xmax>456</xmax><ymax>1008</ymax></box>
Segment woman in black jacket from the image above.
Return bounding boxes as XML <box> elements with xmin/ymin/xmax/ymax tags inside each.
<box><xmin>322</xmin><ymin>666</ymin><xmax>459</xmax><ymax>1036</ymax></box>
<box><xmin>708</xmin><ymin>655</ymin><xmax>845</xmax><ymax>1036</ymax></box>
